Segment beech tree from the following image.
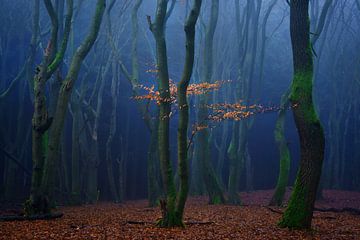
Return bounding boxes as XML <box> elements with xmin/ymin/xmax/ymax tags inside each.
<box><xmin>270</xmin><ymin>0</ymin><xmax>334</xmax><ymax>206</ymax></box>
<box><xmin>26</xmin><ymin>0</ymin><xmax>106</xmax><ymax>216</ymax></box>
<box><xmin>278</xmin><ymin>0</ymin><xmax>325</xmax><ymax>229</ymax></box>
<box><xmin>148</xmin><ymin>0</ymin><xmax>202</xmax><ymax>227</ymax></box>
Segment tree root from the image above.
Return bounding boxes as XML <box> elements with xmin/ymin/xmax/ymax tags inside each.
<box><xmin>265</xmin><ymin>207</ymin><xmax>283</xmax><ymax>214</ymax></box>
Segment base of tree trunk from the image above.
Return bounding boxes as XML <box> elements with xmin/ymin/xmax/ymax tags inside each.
<box><xmin>269</xmin><ymin>194</ymin><xmax>285</xmax><ymax>207</ymax></box>
<box><xmin>24</xmin><ymin>195</ymin><xmax>52</xmax><ymax>216</ymax></box>
<box><xmin>157</xmin><ymin>199</ymin><xmax>184</xmax><ymax>228</ymax></box>
<box><xmin>227</xmin><ymin>194</ymin><xmax>241</xmax><ymax>205</ymax></box>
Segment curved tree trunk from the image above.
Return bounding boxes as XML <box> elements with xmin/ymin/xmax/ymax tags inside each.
<box><xmin>278</xmin><ymin>0</ymin><xmax>325</xmax><ymax>229</ymax></box>
<box><xmin>269</xmin><ymin>89</ymin><xmax>291</xmax><ymax>206</ymax></box>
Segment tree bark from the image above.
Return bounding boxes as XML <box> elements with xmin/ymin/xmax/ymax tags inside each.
<box><xmin>269</xmin><ymin>89</ymin><xmax>291</xmax><ymax>206</ymax></box>
<box><xmin>278</xmin><ymin>0</ymin><xmax>325</xmax><ymax>229</ymax></box>
<box><xmin>27</xmin><ymin>0</ymin><xmax>74</xmax><ymax>215</ymax></box>
<box><xmin>149</xmin><ymin>0</ymin><xmax>202</xmax><ymax>227</ymax></box>
<box><xmin>176</xmin><ymin>0</ymin><xmax>202</xmax><ymax>223</ymax></box>
<box><xmin>149</xmin><ymin>0</ymin><xmax>178</xmax><ymax>227</ymax></box>
<box><xmin>43</xmin><ymin>0</ymin><xmax>105</xmax><ymax>204</ymax></box>
<box><xmin>195</xmin><ymin>0</ymin><xmax>225</xmax><ymax>205</ymax></box>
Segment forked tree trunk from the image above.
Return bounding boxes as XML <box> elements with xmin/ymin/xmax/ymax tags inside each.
<box><xmin>26</xmin><ymin>0</ymin><xmax>105</xmax><ymax>215</ymax></box>
<box><xmin>149</xmin><ymin>0</ymin><xmax>202</xmax><ymax>227</ymax></box>
<box><xmin>26</xmin><ymin>0</ymin><xmax>74</xmax><ymax>215</ymax></box>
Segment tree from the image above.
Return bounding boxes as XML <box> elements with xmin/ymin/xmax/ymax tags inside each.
<box><xmin>193</xmin><ymin>0</ymin><xmax>225</xmax><ymax>204</ymax></box>
<box><xmin>27</xmin><ymin>0</ymin><xmax>74</xmax><ymax>215</ymax></box>
<box><xmin>26</xmin><ymin>0</ymin><xmax>106</xmax><ymax>215</ymax></box>
<box><xmin>176</xmin><ymin>0</ymin><xmax>203</xmax><ymax>226</ymax></box>
<box><xmin>46</xmin><ymin>0</ymin><xmax>106</xmax><ymax>206</ymax></box>
<box><xmin>227</xmin><ymin>0</ymin><xmax>263</xmax><ymax>204</ymax></box>
<box><xmin>148</xmin><ymin>0</ymin><xmax>202</xmax><ymax>227</ymax></box>
<box><xmin>269</xmin><ymin>89</ymin><xmax>291</xmax><ymax>206</ymax></box>
<box><xmin>107</xmin><ymin>0</ymin><xmax>164</xmax><ymax>206</ymax></box>
<box><xmin>0</xmin><ymin>0</ymin><xmax>38</xmax><ymax>202</ymax></box>
<box><xmin>278</xmin><ymin>0</ymin><xmax>325</xmax><ymax>229</ymax></box>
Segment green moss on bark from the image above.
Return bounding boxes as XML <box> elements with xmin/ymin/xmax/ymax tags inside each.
<box><xmin>278</xmin><ymin>178</ymin><xmax>308</xmax><ymax>229</ymax></box>
<box><xmin>290</xmin><ymin>72</ymin><xmax>317</xmax><ymax>123</ymax></box>
<box><xmin>270</xmin><ymin>92</ymin><xmax>291</xmax><ymax>207</ymax></box>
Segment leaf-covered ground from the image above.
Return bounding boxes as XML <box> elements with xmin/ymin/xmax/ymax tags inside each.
<box><xmin>1</xmin><ymin>190</ymin><xmax>360</xmax><ymax>239</ymax></box>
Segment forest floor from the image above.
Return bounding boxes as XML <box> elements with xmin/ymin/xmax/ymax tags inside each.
<box><xmin>1</xmin><ymin>189</ymin><xmax>360</xmax><ymax>239</ymax></box>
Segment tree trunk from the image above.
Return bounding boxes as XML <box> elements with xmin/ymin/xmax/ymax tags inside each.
<box><xmin>195</xmin><ymin>0</ymin><xmax>225</xmax><ymax>204</ymax></box>
<box><xmin>26</xmin><ymin>0</ymin><xmax>74</xmax><ymax>215</ymax></box>
<box><xmin>70</xmin><ymin>98</ymin><xmax>81</xmax><ymax>205</ymax></box>
<box><xmin>149</xmin><ymin>0</ymin><xmax>202</xmax><ymax>227</ymax></box>
<box><xmin>149</xmin><ymin>0</ymin><xmax>177</xmax><ymax>227</ymax></box>
<box><xmin>105</xmin><ymin>61</ymin><xmax>120</xmax><ymax>202</ymax></box>
<box><xmin>42</xmin><ymin>0</ymin><xmax>105</xmax><ymax>205</ymax></box>
<box><xmin>147</xmin><ymin>118</ymin><xmax>160</xmax><ymax>206</ymax></box>
<box><xmin>227</xmin><ymin>122</ymin><xmax>241</xmax><ymax>205</ymax></box>
<box><xmin>176</xmin><ymin>0</ymin><xmax>202</xmax><ymax>222</ymax></box>
<box><xmin>269</xmin><ymin>90</ymin><xmax>291</xmax><ymax>206</ymax></box>
<box><xmin>278</xmin><ymin>0</ymin><xmax>325</xmax><ymax>229</ymax></box>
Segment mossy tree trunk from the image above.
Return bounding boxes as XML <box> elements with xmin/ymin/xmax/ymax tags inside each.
<box><xmin>278</xmin><ymin>0</ymin><xmax>325</xmax><ymax>229</ymax></box>
<box><xmin>176</xmin><ymin>0</ymin><xmax>202</xmax><ymax>222</ymax></box>
<box><xmin>27</xmin><ymin>0</ymin><xmax>74</xmax><ymax>215</ymax></box>
<box><xmin>26</xmin><ymin>0</ymin><xmax>105</xmax><ymax>215</ymax></box>
<box><xmin>269</xmin><ymin>90</ymin><xmax>291</xmax><ymax>206</ymax></box>
<box><xmin>149</xmin><ymin>0</ymin><xmax>202</xmax><ymax>227</ymax></box>
<box><xmin>149</xmin><ymin>0</ymin><xmax>177</xmax><ymax>227</ymax></box>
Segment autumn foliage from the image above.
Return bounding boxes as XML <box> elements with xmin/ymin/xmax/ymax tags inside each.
<box><xmin>133</xmin><ymin>80</ymin><xmax>228</xmax><ymax>104</ymax></box>
<box><xmin>134</xmin><ymin>80</ymin><xmax>283</xmax><ymax>123</ymax></box>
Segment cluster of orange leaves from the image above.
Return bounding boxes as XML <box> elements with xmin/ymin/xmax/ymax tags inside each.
<box><xmin>208</xmin><ymin>102</ymin><xmax>281</xmax><ymax>122</ymax></box>
<box><xmin>133</xmin><ymin>80</ymin><xmax>286</xmax><ymax>122</ymax></box>
<box><xmin>133</xmin><ymin>80</ymin><xmax>227</xmax><ymax>105</ymax></box>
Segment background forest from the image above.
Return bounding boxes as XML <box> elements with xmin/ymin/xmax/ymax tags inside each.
<box><xmin>0</xmin><ymin>0</ymin><xmax>359</xmax><ymax>229</ymax></box>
